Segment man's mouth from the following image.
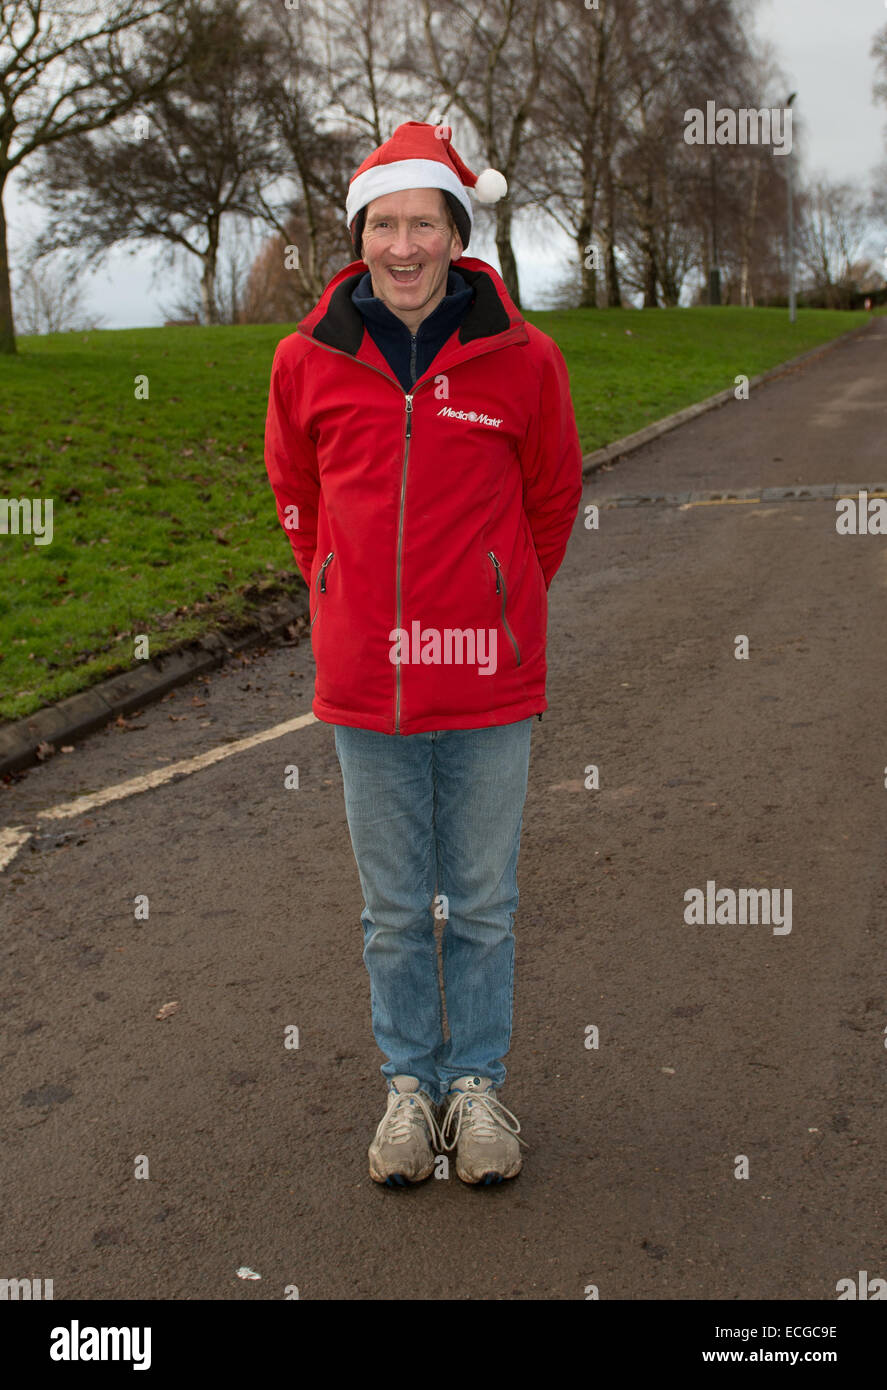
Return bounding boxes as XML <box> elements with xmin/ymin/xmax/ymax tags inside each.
<box><xmin>388</xmin><ymin>264</ymin><xmax>423</xmax><ymax>284</ymax></box>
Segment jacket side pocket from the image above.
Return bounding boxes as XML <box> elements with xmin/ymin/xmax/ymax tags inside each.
<box><xmin>310</xmin><ymin>551</ymin><xmax>334</xmax><ymax>631</ymax></box>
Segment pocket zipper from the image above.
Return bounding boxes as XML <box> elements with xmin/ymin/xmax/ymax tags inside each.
<box><xmin>487</xmin><ymin>551</ymin><xmax>521</xmax><ymax>666</ymax></box>
<box><xmin>311</xmin><ymin>551</ymin><xmax>334</xmax><ymax>630</ymax></box>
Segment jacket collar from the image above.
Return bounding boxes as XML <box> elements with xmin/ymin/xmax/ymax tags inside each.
<box><xmin>298</xmin><ymin>256</ymin><xmax>527</xmax><ymax>358</ymax></box>
<box><xmin>351</xmin><ymin>267</ymin><xmax>474</xmax><ymax>345</ymax></box>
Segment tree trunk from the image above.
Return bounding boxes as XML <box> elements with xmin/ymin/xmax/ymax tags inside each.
<box><xmin>0</xmin><ymin>174</ymin><xmax>17</xmax><ymax>354</ymax></box>
<box><xmin>577</xmin><ymin>225</ymin><xmax>596</xmax><ymax>308</ymax></box>
<box><xmin>577</xmin><ymin>160</ymin><xmax>597</xmax><ymax>307</ymax></box>
<box><xmin>660</xmin><ymin>260</ymin><xmax>680</xmax><ymax>307</ymax></box>
<box><xmin>200</xmin><ymin>256</ymin><xmax>217</xmax><ymax>324</ymax></box>
<box><xmin>642</xmin><ymin>245</ymin><xmax>659</xmax><ymax>306</ymax></box>
<box><xmin>641</xmin><ymin>183</ymin><xmax>659</xmax><ymax>308</ymax></box>
<box><xmin>495</xmin><ymin>202</ymin><xmax>521</xmax><ymax>309</ymax></box>
<box><xmin>201</xmin><ymin>214</ymin><xmax>220</xmax><ymax>324</ymax></box>
<box><xmin>605</xmin><ymin>238</ymin><xmax>621</xmax><ymax>308</ymax></box>
<box><xmin>289</xmin><ymin>119</ymin><xmax>333</xmax><ymax>303</ymax></box>
<box><xmin>739</xmin><ymin>158</ymin><xmax>760</xmax><ymax>307</ymax></box>
<box><xmin>600</xmin><ymin>99</ymin><xmax>621</xmax><ymax>307</ymax></box>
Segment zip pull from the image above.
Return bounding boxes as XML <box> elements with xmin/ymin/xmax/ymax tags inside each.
<box><xmin>488</xmin><ymin>550</ymin><xmax>521</xmax><ymax>667</ymax></box>
<box><xmin>405</xmin><ymin>394</ymin><xmax>413</xmax><ymax>440</ymax></box>
<box><xmin>487</xmin><ymin>550</ymin><xmax>502</xmax><ymax>594</ymax></box>
<box><xmin>318</xmin><ymin>550</ymin><xmax>334</xmax><ymax>592</ymax></box>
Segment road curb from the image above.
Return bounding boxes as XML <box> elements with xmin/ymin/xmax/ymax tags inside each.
<box><xmin>2</xmin><ymin>319</ymin><xmax>876</xmax><ymax>779</ymax></box>
<box><xmin>0</xmin><ymin>590</ymin><xmax>309</xmax><ymax>778</ymax></box>
<box><xmin>580</xmin><ymin>318</ymin><xmax>878</xmax><ymax>477</ymax></box>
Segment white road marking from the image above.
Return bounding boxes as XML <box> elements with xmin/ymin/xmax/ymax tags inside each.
<box><xmin>678</xmin><ymin>497</ymin><xmax>761</xmax><ymax>509</ymax></box>
<box><xmin>1</xmin><ymin>711</ymin><xmax>319</xmax><ymax>871</ymax></box>
<box><xmin>0</xmin><ymin>825</ymin><xmax>32</xmax><ymax>872</ymax></box>
<box><xmin>38</xmin><ymin>711</ymin><xmax>318</xmax><ymax>821</ymax></box>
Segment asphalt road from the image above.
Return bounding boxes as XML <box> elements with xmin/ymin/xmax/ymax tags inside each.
<box><xmin>2</xmin><ymin>319</ymin><xmax>886</xmax><ymax>1301</ymax></box>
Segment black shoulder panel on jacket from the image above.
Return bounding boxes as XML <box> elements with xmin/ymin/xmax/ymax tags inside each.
<box><xmin>311</xmin><ymin>272</ymin><xmax>366</xmax><ymax>354</ymax></box>
<box><xmin>455</xmin><ymin>265</ymin><xmax>512</xmax><ymax>343</ymax></box>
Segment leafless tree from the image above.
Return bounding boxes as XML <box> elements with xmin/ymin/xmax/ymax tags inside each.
<box><xmin>798</xmin><ymin>179</ymin><xmax>874</xmax><ymax>308</ymax></box>
<box><xmin>0</xmin><ymin>0</ymin><xmax>183</xmax><ymax>352</ymax></box>
<box><xmin>250</xmin><ymin>1</ymin><xmax>365</xmax><ymax>303</ymax></box>
<box><xmin>518</xmin><ymin>0</ymin><xmax>761</xmax><ymax>309</ymax></box>
<box><xmin>309</xmin><ymin>0</ymin><xmax>422</xmax><ymax>148</ymax></box>
<box><xmin>12</xmin><ymin>254</ymin><xmax>105</xmax><ymax>333</ymax></box>
<box><xmin>408</xmin><ymin>0</ymin><xmax>548</xmax><ymax>307</ymax></box>
<box><xmin>518</xmin><ymin>1</ymin><xmax>614</xmax><ymax>307</ymax></box>
<box><xmin>872</xmin><ymin>22</ymin><xmax>887</xmax><ymax>118</ymax></box>
<box><xmin>871</xmin><ymin>21</ymin><xmax>887</xmax><ymax>251</ymax></box>
<box><xmin>26</xmin><ymin>0</ymin><xmax>283</xmax><ymax>324</ymax></box>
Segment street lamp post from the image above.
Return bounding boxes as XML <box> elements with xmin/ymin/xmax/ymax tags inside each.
<box><xmin>786</xmin><ymin>91</ymin><xmax>797</xmax><ymax>324</ymax></box>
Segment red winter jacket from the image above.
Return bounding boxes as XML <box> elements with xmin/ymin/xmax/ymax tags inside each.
<box><xmin>264</xmin><ymin>255</ymin><xmax>583</xmax><ymax>735</ymax></box>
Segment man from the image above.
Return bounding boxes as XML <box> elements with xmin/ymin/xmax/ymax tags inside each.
<box><xmin>264</xmin><ymin>121</ymin><xmax>583</xmax><ymax>1186</ymax></box>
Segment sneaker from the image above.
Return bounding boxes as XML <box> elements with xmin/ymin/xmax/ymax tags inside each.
<box><xmin>368</xmin><ymin>1076</ymin><xmax>442</xmax><ymax>1187</ymax></box>
<box><xmin>440</xmin><ymin>1075</ymin><xmax>527</xmax><ymax>1184</ymax></box>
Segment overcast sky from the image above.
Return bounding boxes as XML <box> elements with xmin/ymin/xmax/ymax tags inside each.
<box><xmin>6</xmin><ymin>0</ymin><xmax>886</xmax><ymax>325</ymax></box>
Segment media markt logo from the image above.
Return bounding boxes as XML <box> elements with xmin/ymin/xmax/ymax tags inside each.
<box><xmin>437</xmin><ymin>406</ymin><xmax>503</xmax><ymax>429</ymax></box>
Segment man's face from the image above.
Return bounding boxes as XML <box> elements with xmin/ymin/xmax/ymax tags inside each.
<box><xmin>361</xmin><ymin>188</ymin><xmax>463</xmax><ymax>332</ymax></box>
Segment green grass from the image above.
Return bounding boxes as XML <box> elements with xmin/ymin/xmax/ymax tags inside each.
<box><xmin>540</xmin><ymin>304</ymin><xmax>866</xmax><ymax>449</ymax></box>
<box><xmin>0</xmin><ymin>307</ymin><xmax>870</xmax><ymax>722</ymax></box>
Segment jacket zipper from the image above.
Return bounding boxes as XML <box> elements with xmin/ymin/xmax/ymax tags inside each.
<box><xmin>310</xmin><ymin>551</ymin><xmax>334</xmax><ymax>630</ymax></box>
<box><xmin>488</xmin><ymin>551</ymin><xmax>521</xmax><ymax>666</ymax></box>
<box><xmin>395</xmin><ymin>396</ymin><xmax>413</xmax><ymax>731</ymax></box>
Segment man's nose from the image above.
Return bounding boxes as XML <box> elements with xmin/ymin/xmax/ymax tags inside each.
<box><xmin>388</xmin><ymin>226</ymin><xmax>418</xmax><ymax>256</ymax></box>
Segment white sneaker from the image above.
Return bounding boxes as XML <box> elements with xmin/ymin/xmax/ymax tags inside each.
<box><xmin>440</xmin><ymin>1075</ymin><xmax>527</xmax><ymax>1184</ymax></box>
<box><xmin>368</xmin><ymin>1076</ymin><xmax>442</xmax><ymax>1186</ymax></box>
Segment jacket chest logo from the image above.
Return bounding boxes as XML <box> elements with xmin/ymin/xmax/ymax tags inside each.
<box><xmin>436</xmin><ymin>405</ymin><xmax>503</xmax><ymax>429</ymax></box>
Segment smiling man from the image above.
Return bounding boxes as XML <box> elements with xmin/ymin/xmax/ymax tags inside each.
<box><xmin>265</xmin><ymin>122</ymin><xmax>583</xmax><ymax>1187</ymax></box>
<box><xmin>361</xmin><ymin>186</ymin><xmax>459</xmax><ymax>328</ymax></box>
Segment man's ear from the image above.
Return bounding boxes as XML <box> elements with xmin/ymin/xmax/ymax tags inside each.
<box><xmin>452</xmin><ymin>230</ymin><xmax>464</xmax><ymax>261</ymax></box>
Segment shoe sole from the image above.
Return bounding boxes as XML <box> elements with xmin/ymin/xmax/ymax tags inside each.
<box><xmin>370</xmin><ymin>1170</ymin><xmax>431</xmax><ymax>1187</ymax></box>
<box><xmin>456</xmin><ymin>1166</ymin><xmax>520</xmax><ymax>1185</ymax></box>
<box><xmin>371</xmin><ymin>1163</ymin><xmax>517</xmax><ymax>1185</ymax></box>
<box><xmin>369</xmin><ymin>1158</ymin><xmax>434</xmax><ymax>1186</ymax></box>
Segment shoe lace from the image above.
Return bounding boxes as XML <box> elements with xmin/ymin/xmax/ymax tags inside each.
<box><xmin>440</xmin><ymin>1090</ymin><xmax>529</xmax><ymax>1152</ymax></box>
<box><xmin>375</xmin><ymin>1089</ymin><xmax>443</xmax><ymax>1149</ymax></box>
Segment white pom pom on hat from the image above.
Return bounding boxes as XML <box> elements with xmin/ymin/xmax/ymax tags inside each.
<box><xmin>345</xmin><ymin>120</ymin><xmax>507</xmax><ymax>249</ymax></box>
<box><xmin>472</xmin><ymin>168</ymin><xmax>509</xmax><ymax>204</ymax></box>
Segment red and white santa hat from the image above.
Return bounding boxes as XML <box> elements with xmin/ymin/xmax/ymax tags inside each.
<box><xmin>345</xmin><ymin>120</ymin><xmax>507</xmax><ymax>251</ymax></box>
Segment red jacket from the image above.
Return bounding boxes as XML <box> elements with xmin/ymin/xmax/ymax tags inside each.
<box><xmin>264</xmin><ymin>255</ymin><xmax>583</xmax><ymax>735</ymax></box>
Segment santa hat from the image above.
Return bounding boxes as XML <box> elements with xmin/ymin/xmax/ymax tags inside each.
<box><xmin>345</xmin><ymin>120</ymin><xmax>507</xmax><ymax>257</ymax></box>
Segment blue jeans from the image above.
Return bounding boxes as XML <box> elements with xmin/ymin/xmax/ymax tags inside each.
<box><xmin>333</xmin><ymin>719</ymin><xmax>533</xmax><ymax>1106</ymax></box>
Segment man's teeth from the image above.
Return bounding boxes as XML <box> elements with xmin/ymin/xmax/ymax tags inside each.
<box><xmin>390</xmin><ymin>265</ymin><xmax>420</xmax><ymax>270</ymax></box>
